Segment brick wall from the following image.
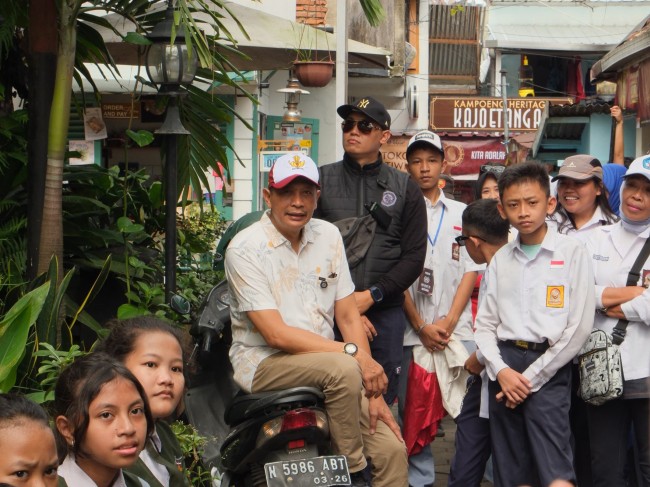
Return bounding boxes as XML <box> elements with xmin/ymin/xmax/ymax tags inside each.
<box><xmin>296</xmin><ymin>0</ymin><xmax>327</xmax><ymax>26</ymax></box>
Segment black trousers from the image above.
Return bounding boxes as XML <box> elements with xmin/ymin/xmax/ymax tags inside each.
<box><xmin>335</xmin><ymin>304</ymin><xmax>406</xmax><ymax>405</ymax></box>
<box><xmin>448</xmin><ymin>374</ymin><xmax>491</xmax><ymax>487</ymax></box>
<box><xmin>587</xmin><ymin>397</ymin><xmax>650</xmax><ymax>487</ymax></box>
<box><xmin>489</xmin><ymin>343</ymin><xmax>574</xmax><ymax>487</ymax></box>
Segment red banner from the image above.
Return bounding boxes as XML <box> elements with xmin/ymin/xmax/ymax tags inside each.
<box><xmin>380</xmin><ymin>135</ymin><xmax>522</xmax><ymax>175</ymax></box>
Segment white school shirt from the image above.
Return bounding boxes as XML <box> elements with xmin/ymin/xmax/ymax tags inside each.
<box><xmin>556</xmin><ymin>206</ymin><xmax>611</xmax><ymax>243</ymax></box>
<box><xmin>225</xmin><ymin>212</ymin><xmax>355</xmax><ymax>392</ymax></box>
<box><xmin>584</xmin><ymin>222</ymin><xmax>650</xmax><ymax>381</ymax></box>
<box><xmin>474</xmin><ymin>223</ymin><xmax>595</xmax><ymax>391</ymax></box>
<box><xmin>140</xmin><ymin>427</ymin><xmax>169</xmax><ymax>486</ymax></box>
<box><xmin>58</xmin><ymin>455</ymin><xmax>133</xmax><ymax>487</ymax></box>
<box><xmin>404</xmin><ymin>192</ymin><xmax>483</xmax><ymax>346</ymax></box>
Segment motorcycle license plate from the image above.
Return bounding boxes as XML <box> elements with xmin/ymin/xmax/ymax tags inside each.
<box><xmin>264</xmin><ymin>455</ymin><xmax>350</xmax><ymax>486</ymax></box>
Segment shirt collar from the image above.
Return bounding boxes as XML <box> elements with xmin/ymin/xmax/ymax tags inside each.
<box><xmin>424</xmin><ymin>189</ymin><xmax>447</xmax><ymax>210</ymax></box>
<box><xmin>59</xmin><ymin>455</ymin><xmax>128</xmax><ymax>487</ymax></box>
<box><xmin>513</xmin><ymin>220</ymin><xmax>558</xmax><ymax>254</ymax></box>
<box><xmin>260</xmin><ymin>211</ymin><xmax>315</xmax><ymax>250</ymax></box>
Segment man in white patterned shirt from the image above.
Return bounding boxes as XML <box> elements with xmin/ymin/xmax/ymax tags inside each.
<box><xmin>225</xmin><ymin>153</ymin><xmax>407</xmax><ymax>487</ymax></box>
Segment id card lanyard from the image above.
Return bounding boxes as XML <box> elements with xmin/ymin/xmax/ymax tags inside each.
<box><xmin>417</xmin><ymin>205</ymin><xmax>445</xmax><ymax>299</ymax></box>
<box><xmin>427</xmin><ymin>205</ymin><xmax>446</xmax><ymax>253</ymax></box>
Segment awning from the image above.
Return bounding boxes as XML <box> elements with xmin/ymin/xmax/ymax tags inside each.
<box><xmin>485</xmin><ymin>24</ymin><xmax>629</xmax><ymax>52</ymax></box>
<box><xmin>103</xmin><ymin>2</ymin><xmax>392</xmax><ymax>71</ymax></box>
<box><xmin>591</xmin><ymin>15</ymin><xmax>650</xmax><ymax>81</ymax></box>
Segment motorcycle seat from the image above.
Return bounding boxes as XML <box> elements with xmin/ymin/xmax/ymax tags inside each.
<box><xmin>225</xmin><ymin>386</ymin><xmax>325</xmax><ymax>426</ymax></box>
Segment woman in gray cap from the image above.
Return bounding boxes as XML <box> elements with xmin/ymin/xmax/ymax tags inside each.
<box><xmin>551</xmin><ymin>154</ymin><xmax>618</xmax><ymax>241</ymax></box>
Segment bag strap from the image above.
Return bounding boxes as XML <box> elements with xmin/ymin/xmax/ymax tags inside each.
<box><xmin>612</xmin><ymin>235</ymin><xmax>650</xmax><ymax>345</ymax></box>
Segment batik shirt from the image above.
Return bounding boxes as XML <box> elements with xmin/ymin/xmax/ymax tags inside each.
<box><xmin>225</xmin><ymin>212</ymin><xmax>355</xmax><ymax>392</ymax></box>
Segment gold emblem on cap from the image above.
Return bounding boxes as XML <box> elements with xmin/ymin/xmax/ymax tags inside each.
<box><xmin>357</xmin><ymin>99</ymin><xmax>370</xmax><ymax>108</ymax></box>
<box><xmin>290</xmin><ymin>155</ymin><xmax>305</xmax><ymax>168</ymax></box>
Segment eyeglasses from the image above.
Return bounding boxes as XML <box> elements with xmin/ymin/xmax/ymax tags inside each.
<box><xmin>480</xmin><ymin>164</ymin><xmax>506</xmax><ymax>175</ymax></box>
<box><xmin>455</xmin><ymin>235</ymin><xmax>486</xmax><ymax>247</ymax></box>
<box><xmin>341</xmin><ymin>119</ymin><xmax>379</xmax><ymax>134</ymax></box>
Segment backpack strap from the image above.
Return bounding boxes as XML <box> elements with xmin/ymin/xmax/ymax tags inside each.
<box><xmin>612</xmin><ymin>235</ymin><xmax>650</xmax><ymax>345</ymax></box>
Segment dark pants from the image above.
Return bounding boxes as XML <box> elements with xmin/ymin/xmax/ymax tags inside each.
<box><xmin>587</xmin><ymin>397</ymin><xmax>650</xmax><ymax>487</ymax></box>
<box><xmin>448</xmin><ymin>374</ymin><xmax>491</xmax><ymax>487</ymax></box>
<box><xmin>336</xmin><ymin>304</ymin><xmax>406</xmax><ymax>405</ymax></box>
<box><xmin>489</xmin><ymin>342</ymin><xmax>574</xmax><ymax>487</ymax></box>
<box><xmin>570</xmin><ymin>363</ymin><xmax>593</xmax><ymax>487</ymax></box>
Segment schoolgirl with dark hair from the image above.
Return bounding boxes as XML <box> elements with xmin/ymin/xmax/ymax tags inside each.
<box><xmin>53</xmin><ymin>353</ymin><xmax>153</xmax><ymax>487</ymax></box>
<box><xmin>0</xmin><ymin>393</ymin><xmax>59</xmax><ymax>487</ymax></box>
<box><xmin>97</xmin><ymin>317</ymin><xmax>190</xmax><ymax>487</ymax></box>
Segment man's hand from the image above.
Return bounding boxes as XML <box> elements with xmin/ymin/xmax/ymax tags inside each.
<box><xmin>355</xmin><ymin>350</ymin><xmax>388</xmax><ymax>398</ymax></box>
<box><xmin>354</xmin><ymin>290</ymin><xmax>374</xmax><ymax>315</ymax></box>
<box><xmin>418</xmin><ymin>322</ymin><xmax>450</xmax><ymax>352</ymax></box>
<box><xmin>360</xmin><ymin>315</ymin><xmax>377</xmax><ymax>342</ymax></box>
<box><xmin>367</xmin><ymin>396</ymin><xmax>404</xmax><ymax>443</ymax></box>
<box><xmin>496</xmin><ymin>368</ymin><xmax>532</xmax><ymax>407</ymax></box>
<box><xmin>464</xmin><ymin>351</ymin><xmax>485</xmax><ymax>376</ymax></box>
<box><xmin>611</xmin><ymin>105</ymin><xmax>622</xmax><ymax>123</ymax></box>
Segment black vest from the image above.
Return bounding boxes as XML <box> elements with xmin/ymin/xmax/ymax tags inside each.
<box><xmin>317</xmin><ymin>155</ymin><xmax>410</xmax><ymax>306</ymax></box>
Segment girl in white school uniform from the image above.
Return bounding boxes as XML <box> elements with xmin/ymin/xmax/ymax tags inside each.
<box><xmin>584</xmin><ymin>155</ymin><xmax>650</xmax><ymax>486</ymax></box>
<box><xmin>0</xmin><ymin>394</ymin><xmax>59</xmax><ymax>487</ymax></box>
<box><xmin>97</xmin><ymin>317</ymin><xmax>190</xmax><ymax>487</ymax></box>
<box><xmin>54</xmin><ymin>353</ymin><xmax>153</xmax><ymax>487</ymax></box>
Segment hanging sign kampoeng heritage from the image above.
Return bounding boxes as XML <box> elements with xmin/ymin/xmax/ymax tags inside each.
<box><xmin>430</xmin><ymin>97</ymin><xmax>571</xmax><ymax>132</ymax></box>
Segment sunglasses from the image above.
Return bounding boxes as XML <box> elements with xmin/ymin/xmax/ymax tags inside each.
<box><xmin>480</xmin><ymin>164</ymin><xmax>506</xmax><ymax>175</ymax></box>
<box><xmin>455</xmin><ymin>234</ymin><xmax>486</xmax><ymax>247</ymax></box>
<box><xmin>341</xmin><ymin>119</ymin><xmax>380</xmax><ymax>134</ymax></box>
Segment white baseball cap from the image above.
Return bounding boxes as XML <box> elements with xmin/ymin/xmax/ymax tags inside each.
<box><xmin>268</xmin><ymin>152</ymin><xmax>320</xmax><ymax>189</ymax></box>
<box><xmin>624</xmin><ymin>155</ymin><xmax>650</xmax><ymax>182</ymax></box>
<box><xmin>406</xmin><ymin>131</ymin><xmax>444</xmax><ymax>159</ymax></box>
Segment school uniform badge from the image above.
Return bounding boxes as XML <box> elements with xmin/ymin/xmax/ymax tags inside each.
<box><xmin>546</xmin><ymin>285</ymin><xmax>564</xmax><ymax>308</ymax></box>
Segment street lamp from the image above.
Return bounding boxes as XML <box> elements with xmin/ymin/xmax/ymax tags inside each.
<box><xmin>277</xmin><ymin>77</ymin><xmax>309</xmax><ymax>122</ymax></box>
<box><xmin>145</xmin><ymin>0</ymin><xmax>198</xmax><ymax>301</ymax></box>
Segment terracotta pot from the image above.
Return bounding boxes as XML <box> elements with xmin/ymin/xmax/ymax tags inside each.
<box><xmin>293</xmin><ymin>61</ymin><xmax>335</xmax><ymax>87</ymax></box>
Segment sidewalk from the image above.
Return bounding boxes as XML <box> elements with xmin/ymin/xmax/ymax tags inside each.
<box><xmin>429</xmin><ymin>416</ymin><xmax>493</xmax><ymax>487</ymax></box>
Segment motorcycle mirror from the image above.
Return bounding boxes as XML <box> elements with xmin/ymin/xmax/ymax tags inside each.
<box><xmin>213</xmin><ymin>252</ymin><xmax>224</xmax><ymax>271</ymax></box>
<box><xmin>170</xmin><ymin>294</ymin><xmax>191</xmax><ymax>315</ymax></box>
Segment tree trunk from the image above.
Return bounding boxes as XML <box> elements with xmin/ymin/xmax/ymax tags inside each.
<box><xmin>27</xmin><ymin>0</ymin><xmax>58</xmax><ymax>279</ymax></box>
<box><xmin>37</xmin><ymin>0</ymin><xmax>77</xmax><ymax>276</ymax></box>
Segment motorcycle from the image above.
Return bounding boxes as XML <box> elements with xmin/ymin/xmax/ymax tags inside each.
<box><xmin>182</xmin><ymin>278</ymin><xmax>352</xmax><ymax>487</ymax></box>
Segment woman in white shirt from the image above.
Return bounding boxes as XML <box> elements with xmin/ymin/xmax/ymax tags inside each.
<box><xmin>584</xmin><ymin>155</ymin><xmax>650</xmax><ymax>486</ymax></box>
<box><xmin>551</xmin><ymin>154</ymin><xmax>618</xmax><ymax>241</ymax></box>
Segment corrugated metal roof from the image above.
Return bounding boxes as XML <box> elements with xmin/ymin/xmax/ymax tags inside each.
<box><xmin>486</xmin><ymin>24</ymin><xmax>631</xmax><ymax>51</ymax></box>
<box><xmin>429</xmin><ymin>5</ymin><xmax>484</xmax><ymax>87</ymax></box>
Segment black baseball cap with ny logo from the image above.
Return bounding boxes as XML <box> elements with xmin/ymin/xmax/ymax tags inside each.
<box><xmin>337</xmin><ymin>96</ymin><xmax>391</xmax><ymax>130</ymax></box>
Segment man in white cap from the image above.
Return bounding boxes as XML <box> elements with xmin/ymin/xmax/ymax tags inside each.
<box><xmin>225</xmin><ymin>152</ymin><xmax>408</xmax><ymax>487</ymax></box>
<box><xmin>399</xmin><ymin>131</ymin><xmax>481</xmax><ymax>487</ymax></box>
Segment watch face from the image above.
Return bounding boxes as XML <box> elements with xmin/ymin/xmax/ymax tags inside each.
<box><xmin>344</xmin><ymin>343</ymin><xmax>358</xmax><ymax>356</ymax></box>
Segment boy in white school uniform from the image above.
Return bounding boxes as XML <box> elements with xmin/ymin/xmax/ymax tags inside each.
<box><xmin>398</xmin><ymin>131</ymin><xmax>481</xmax><ymax>487</ymax></box>
<box><xmin>473</xmin><ymin>162</ymin><xmax>595</xmax><ymax>487</ymax></box>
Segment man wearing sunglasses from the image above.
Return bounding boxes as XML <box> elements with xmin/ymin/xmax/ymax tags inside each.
<box><xmin>314</xmin><ymin>97</ymin><xmax>427</xmax><ymax>412</ymax></box>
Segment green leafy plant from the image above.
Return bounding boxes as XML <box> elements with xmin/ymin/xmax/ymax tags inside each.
<box><xmin>0</xmin><ymin>282</ymin><xmax>50</xmax><ymax>392</ymax></box>
<box><xmin>30</xmin><ymin>342</ymin><xmax>86</xmax><ymax>404</ymax></box>
<box><xmin>170</xmin><ymin>420</ymin><xmax>216</xmax><ymax>486</ymax></box>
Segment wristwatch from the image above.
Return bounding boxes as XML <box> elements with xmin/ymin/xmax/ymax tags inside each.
<box><xmin>369</xmin><ymin>286</ymin><xmax>384</xmax><ymax>304</ymax></box>
<box><xmin>343</xmin><ymin>342</ymin><xmax>358</xmax><ymax>357</ymax></box>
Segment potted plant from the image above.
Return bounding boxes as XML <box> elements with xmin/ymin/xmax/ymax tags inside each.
<box><xmin>292</xmin><ymin>22</ymin><xmax>335</xmax><ymax>88</ymax></box>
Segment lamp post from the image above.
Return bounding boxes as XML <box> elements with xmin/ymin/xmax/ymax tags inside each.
<box><xmin>145</xmin><ymin>0</ymin><xmax>198</xmax><ymax>301</ymax></box>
